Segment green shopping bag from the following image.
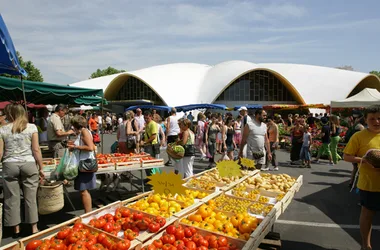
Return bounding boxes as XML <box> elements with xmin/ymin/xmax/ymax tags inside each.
<box><xmin>50</xmin><ymin>148</ymin><xmax>69</xmax><ymax>181</ymax></box>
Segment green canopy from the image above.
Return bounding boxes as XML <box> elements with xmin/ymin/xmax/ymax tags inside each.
<box><xmin>74</xmin><ymin>96</ymin><xmax>108</xmax><ymax>105</ymax></box>
<box><xmin>0</xmin><ymin>76</ymin><xmax>103</xmax><ymax>104</ymax></box>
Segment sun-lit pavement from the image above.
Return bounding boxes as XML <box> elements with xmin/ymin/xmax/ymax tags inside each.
<box><xmin>2</xmin><ymin>133</ymin><xmax>380</xmax><ymax>249</ymax></box>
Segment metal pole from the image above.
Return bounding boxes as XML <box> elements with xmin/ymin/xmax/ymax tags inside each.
<box><xmin>21</xmin><ymin>75</ymin><xmax>27</xmax><ymax>110</ymax></box>
<box><xmin>101</xmin><ymin>98</ymin><xmax>104</xmax><ymax>154</ymax></box>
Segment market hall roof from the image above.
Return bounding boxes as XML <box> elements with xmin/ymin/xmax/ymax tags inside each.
<box><xmin>70</xmin><ymin>61</ymin><xmax>380</xmax><ymax>106</ymax></box>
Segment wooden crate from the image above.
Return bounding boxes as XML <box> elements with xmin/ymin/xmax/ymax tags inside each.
<box><xmin>115</xmin><ymin>160</ymin><xmax>141</xmax><ymax>170</ymax></box>
<box><xmin>225</xmin><ymin>187</ymin><xmax>280</xmax><ymax>205</ymax></box>
<box><xmin>280</xmin><ymin>189</ymin><xmax>296</xmax><ymax>215</ymax></box>
<box><xmin>121</xmin><ymin>192</ymin><xmax>152</xmax><ymax>206</ymax></box>
<box><xmin>290</xmin><ymin>175</ymin><xmax>303</xmax><ymax>193</ymax></box>
<box><xmin>0</xmin><ymin>241</ymin><xmax>21</xmax><ymax>250</ymax></box>
<box><xmin>243</xmin><ymin>209</ymin><xmax>276</xmax><ymax>250</ymax></box>
<box><xmin>141</xmin><ymin>159</ymin><xmax>164</xmax><ymax>168</ymax></box>
<box><xmin>97</xmin><ymin>163</ymin><xmax>116</xmax><ymax>172</ymax></box>
<box><xmin>138</xmin><ymin>221</ymin><xmax>247</xmax><ymax>249</ymax></box>
<box><xmin>80</xmin><ymin>201</ymin><xmax>122</xmax><ymax>221</ymax></box>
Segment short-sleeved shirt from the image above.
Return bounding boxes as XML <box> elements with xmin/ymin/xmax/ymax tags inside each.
<box><xmin>321</xmin><ymin>125</ymin><xmax>331</xmax><ymax>143</ymax></box>
<box><xmin>246</xmin><ymin>120</ymin><xmax>267</xmax><ymax>164</ymax></box>
<box><xmin>135</xmin><ymin>115</ymin><xmax>145</xmax><ymax>131</ymax></box>
<box><xmin>0</xmin><ymin>123</ymin><xmax>38</xmax><ymax>162</ymax></box>
<box><xmin>344</xmin><ymin>129</ymin><xmax>380</xmax><ymax>192</ymax></box>
<box><xmin>47</xmin><ymin>113</ymin><xmax>65</xmax><ymax>141</ymax></box>
<box><xmin>144</xmin><ymin>121</ymin><xmax>158</xmax><ymax>144</ymax></box>
<box><xmin>89</xmin><ymin>118</ymin><xmax>98</xmax><ymax>131</ymax></box>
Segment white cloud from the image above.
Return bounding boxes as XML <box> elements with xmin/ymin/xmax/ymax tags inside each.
<box><xmin>1</xmin><ymin>0</ymin><xmax>379</xmax><ymax>84</ymax></box>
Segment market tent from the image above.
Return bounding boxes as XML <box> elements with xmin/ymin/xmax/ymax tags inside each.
<box><xmin>331</xmin><ymin>88</ymin><xmax>380</xmax><ymax>108</ymax></box>
<box><xmin>125</xmin><ymin>105</ymin><xmax>171</xmax><ymax>112</ymax></box>
<box><xmin>0</xmin><ymin>76</ymin><xmax>103</xmax><ymax>104</ymax></box>
<box><xmin>0</xmin><ymin>101</ymin><xmax>46</xmax><ymax>109</ymax></box>
<box><xmin>74</xmin><ymin>96</ymin><xmax>108</xmax><ymax>105</ymax></box>
<box><xmin>233</xmin><ymin>104</ymin><xmax>263</xmax><ymax>111</ymax></box>
<box><xmin>0</xmin><ymin>15</ymin><xmax>27</xmax><ymax>76</ymax></box>
<box><xmin>175</xmin><ymin>104</ymin><xmax>227</xmax><ymax>112</ymax></box>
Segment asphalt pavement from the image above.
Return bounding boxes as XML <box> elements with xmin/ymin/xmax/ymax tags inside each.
<box><xmin>2</xmin><ymin>133</ymin><xmax>380</xmax><ymax>249</ymax></box>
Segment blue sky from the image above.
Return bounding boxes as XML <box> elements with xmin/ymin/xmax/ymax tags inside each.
<box><xmin>2</xmin><ymin>0</ymin><xmax>380</xmax><ymax>84</ymax></box>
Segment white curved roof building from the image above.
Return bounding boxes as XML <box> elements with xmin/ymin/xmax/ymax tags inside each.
<box><xmin>71</xmin><ymin>60</ymin><xmax>380</xmax><ymax>108</ymax></box>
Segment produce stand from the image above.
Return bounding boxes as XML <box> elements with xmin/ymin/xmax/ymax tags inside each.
<box><xmin>12</xmin><ymin>169</ymin><xmax>303</xmax><ymax>250</ymax></box>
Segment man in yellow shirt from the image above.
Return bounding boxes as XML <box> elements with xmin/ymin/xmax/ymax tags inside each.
<box><xmin>344</xmin><ymin>105</ymin><xmax>380</xmax><ymax>250</ymax></box>
<box><xmin>142</xmin><ymin>110</ymin><xmax>159</xmax><ymax>177</ymax></box>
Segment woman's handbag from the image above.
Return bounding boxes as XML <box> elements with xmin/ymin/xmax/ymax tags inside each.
<box><xmin>126</xmin><ymin>135</ymin><xmax>136</xmax><ymax>149</ymax></box>
<box><xmin>184</xmin><ymin>144</ymin><xmax>195</xmax><ymax>157</ymax></box>
<box><xmin>78</xmin><ymin>158</ymin><xmax>98</xmax><ymax>172</ymax></box>
<box><xmin>251</xmin><ymin>151</ymin><xmax>265</xmax><ymax>159</ymax></box>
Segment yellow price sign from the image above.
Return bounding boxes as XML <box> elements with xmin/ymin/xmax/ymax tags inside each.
<box><xmin>217</xmin><ymin>160</ymin><xmax>241</xmax><ymax>178</ymax></box>
<box><xmin>240</xmin><ymin>158</ymin><xmax>256</xmax><ymax>169</ymax></box>
<box><xmin>148</xmin><ymin>171</ymin><xmax>186</xmax><ymax>195</ymax></box>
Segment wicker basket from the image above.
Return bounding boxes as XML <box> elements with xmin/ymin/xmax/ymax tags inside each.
<box><xmin>38</xmin><ymin>182</ymin><xmax>64</xmax><ymax>215</ymax></box>
<box><xmin>166</xmin><ymin>144</ymin><xmax>184</xmax><ymax>160</ymax></box>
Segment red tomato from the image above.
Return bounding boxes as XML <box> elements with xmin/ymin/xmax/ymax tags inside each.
<box><xmin>197</xmin><ymin>247</ymin><xmax>208</xmax><ymax>250</ymax></box>
<box><xmin>101</xmin><ymin>237</ymin><xmax>114</xmax><ymax>249</ymax></box>
<box><xmin>155</xmin><ymin>216</ymin><xmax>166</xmax><ymax>227</ymax></box>
<box><xmin>191</xmin><ymin>234</ymin><xmax>203</xmax><ymax>246</ymax></box>
<box><xmin>152</xmin><ymin>239</ymin><xmax>163</xmax><ymax>248</ymax></box>
<box><xmin>50</xmin><ymin>239</ymin><xmax>66</xmax><ymax>250</ymax></box>
<box><xmin>209</xmin><ymin>239</ymin><xmax>218</xmax><ymax>249</ymax></box>
<box><xmin>131</xmin><ymin>226</ymin><xmax>140</xmax><ymax>233</ymax></box>
<box><xmin>104</xmin><ymin>214</ymin><xmax>114</xmax><ymax>222</ymax></box>
<box><xmin>173</xmin><ymin>240</ymin><xmax>184</xmax><ymax>247</ymax></box>
<box><xmin>26</xmin><ymin>240</ymin><xmax>43</xmax><ymax>250</ymax></box>
<box><xmin>56</xmin><ymin>227</ymin><xmax>71</xmax><ymax>240</ymax></box>
<box><xmin>88</xmin><ymin>243</ymin><xmax>105</xmax><ymax>250</ymax></box>
<box><xmin>177</xmin><ymin>245</ymin><xmax>188</xmax><ymax>250</ymax></box>
<box><xmin>95</xmin><ymin>219</ymin><xmax>106</xmax><ymax>229</ymax></box>
<box><xmin>198</xmin><ymin>239</ymin><xmax>209</xmax><ymax>248</ymax></box>
<box><xmin>174</xmin><ymin>228</ymin><xmax>185</xmax><ymax>240</ymax></box>
<box><xmin>97</xmin><ymin>233</ymin><xmax>107</xmax><ymax>243</ymax></box>
<box><xmin>162</xmin><ymin>234</ymin><xmax>176</xmax><ymax>245</ymax></box>
<box><xmin>186</xmin><ymin>241</ymin><xmax>197</xmax><ymax>250</ymax></box>
<box><xmin>83</xmin><ymin>236</ymin><xmax>97</xmax><ymax>248</ymax></box>
<box><xmin>120</xmin><ymin>208</ymin><xmax>131</xmax><ymax>218</ymax></box>
<box><xmin>113</xmin><ymin>223</ymin><xmax>122</xmax><ymax>232</ymax></box>
<box><xmin>189</xmin><ymin>227</ymin><xmax>197</xmax><ymax>235</ymax></box>
<box><xmin>228</xmin><ymin>243</ymin><xmax>238</xmax><ymax>250</ymax></box>
<box><xmin>133</xmin><ymin>212</ymin><xmax>143</xmax><ymax>221</ymax></box>
<box><xmin>136</xmin><ymin>220</ymin><xmax>148</xmax><ymax>231</ymax></box>
<box><xmin>72</xmin><ymin>243</ymin><xmax>88</xmax><ymax>250</ymax></box>
<box><xmin>103</xmin><ymin>222</ymin><xmax>114</xmax><ymax>233</ymax></box>
<box><xmin>217</xmin><ymin>236</ymin><xmax>228</xmax><ymax>247</ymax></box>
<box><xmin>148</xmin><ymin>222</ymin><xmax>160</xmax><ymax>233</ymax></box>
<box><xmin>166</xmin><ymin>225</ymin><xmax>176</xmax><ymax>235</ymax></box>
<box><xmin>184</xmin><ymin>228</ymin><xmax>193</xmax><ymax>238</ymax></box>
<box><xmin>79</xmin><ymin>229</ymin><xmax>90</xmax><ymax>237</ymax></box>
<box><xmin>162</xmin><ymin>244</ymin><xmax>175</xmax><ymax>250</ymax></box>
<box><xmin>68</xmin><ymin>232</ymin><xmax>82</xmax><ymax>244</ymax></box>
<box><xmin>73</xmin><ymin>223</ymin><xmax>84</xmax><ymax>230</ymax></box>
<box><xmin>113</xmin><ymin>240</ymin><xmax>131</xmax><ymax>250</ymax></box>
<box><xmin>146</xmin><ymin>245</ymin><xmax>156</xmax><ymax>250</ymax></box>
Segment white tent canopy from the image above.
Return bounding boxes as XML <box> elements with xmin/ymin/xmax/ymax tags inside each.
<box><xmin>331</xmin><ymin>88</ymin><xmax>380</xmax><ymax>108</ymax></box>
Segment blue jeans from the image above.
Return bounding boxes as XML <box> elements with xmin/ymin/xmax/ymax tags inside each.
<box><xmin>300</xmin><ymin>146</ymin><xmax>311</xmax><ymax>161</ymax></box>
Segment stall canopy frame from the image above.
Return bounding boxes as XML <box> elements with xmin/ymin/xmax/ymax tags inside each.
<box><xmin>175</xmin><ymin>104</ymin><xmax>227</xmax><ymax>112</ymax></box>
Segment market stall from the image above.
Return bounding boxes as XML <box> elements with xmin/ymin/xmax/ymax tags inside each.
<box><xmin>9</xmin><ymin>166</ymin><xmax>303</xmax><ymax>250</ymax></box>
<box><xmin>331</xmin><ymin>88</ymin><xmax>380</xmax><ymax>108</ymax></box>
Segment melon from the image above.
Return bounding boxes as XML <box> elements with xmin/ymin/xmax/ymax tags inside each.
<box><xmin>365</xmin><ymin>150</ymin><xmax>380</xmax><ymax>168</ymax></box>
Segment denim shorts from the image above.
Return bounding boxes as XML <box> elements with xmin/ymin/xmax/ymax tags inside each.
<box><xmin>360</xmin><ymin>190</ymin><xmax>380</xmax><ymax>211</ymax></box>
<box><xmin>300</xmin><ymin>146</ymin><xmax>311</xmax><ymax>161</ymax></box>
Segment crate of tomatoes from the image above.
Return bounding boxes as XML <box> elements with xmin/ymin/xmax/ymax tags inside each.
<box><xmin>20</xmin><ymin>218</ymin><xmax>134</xmax><ymax>250</ymax></box>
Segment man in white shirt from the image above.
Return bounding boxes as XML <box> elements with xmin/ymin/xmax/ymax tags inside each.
<box><xmin>135</xmin><ymin>108</ymin><xmax>145</xmax><ymax>152</ymax></box>
<box><xmin>165</xmin><ymin>108</ymin><xmax>180</xmax><ymax>166</ymax></box>
<box><xmin>97</xmin><ymin>114</ymin><xmax>103</xmax><ymax>134</ymax></box>
<box><xmin>239</xmin><ymin>109</ymin><xmax>272</xmax><ymax>170</ymax></box>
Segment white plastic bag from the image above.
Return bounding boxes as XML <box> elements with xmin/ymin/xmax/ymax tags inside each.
<box><xmin>63</xmin><ymin>151</ymin><xmax>79</xmax><ymax>181</ymax></box>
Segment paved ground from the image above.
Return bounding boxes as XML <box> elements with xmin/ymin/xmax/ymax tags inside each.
<box><xmin>2</xmin><ymin>133</ymin><xmax>380</xmax><ymax>249</ymax></box>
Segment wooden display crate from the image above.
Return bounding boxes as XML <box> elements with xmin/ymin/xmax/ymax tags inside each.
<box><xmin>1</xmin><ymin>241</ymin><xmax>21</xmax><ymax>250</ymax></box>
<box><xmin>243</xmin><ymin>209</ymin><xmax>276</xmax><ymax>250</ymax></box>
<box><xmin>184</xmin><ymin>178</ymin><xmax>226</xmax><ymax>192</ymax></box>
<box><xmin>97</xmin><ymin>163</ymin><xmax>116</xmax><ymax>172</ymax></box>
<box><xmin>18</xmin><ymin>218</ymin><xmax>139</xmax><ymax>249</ymax></box>
<box><xmin>141</xmin><ymin>159</ymin><xmax>164</xmax><ymax>168</ymax></box>
<box><xmin>225</xmin><ymin>186</ymin><xmax>280</xmax><ymax>205</ymax></box>
<box><xmin>115</xmin><ymin>160</ymin><xmax>141</xmax><ymax>170</ymax></box>
<box><xmin>290</xmin><ymin>175</ymin><xmax>303</xmax><ymax>193</ymax></box>
<box><xmin>121</xmin><ymin>192</ymin><xmax>152</xmax><ymax>206</ymax></box>
<box><xmin>138</xmin><ymin>221</ymin><xmax>247</xmax><ymax>249</ymax></box>
<box><xmin>184</xmin><ymin>186</ymin><xmax>223</xmax><ymax>203</ymax></box>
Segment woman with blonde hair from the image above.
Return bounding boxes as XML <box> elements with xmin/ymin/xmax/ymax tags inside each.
<box><xmin>330</xmin><ymin>115</ymin><xmax>342</xmax><ymax>164</ymax></box>
<box><xmin>0</xmin><ymin>104</ymin><xmax>44</xmax><ymax>237</ymax></box>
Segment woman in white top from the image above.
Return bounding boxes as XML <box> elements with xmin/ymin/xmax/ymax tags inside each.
<box><xmin>0</xmin><ymin>104</ymin><xmax>44</xmax><ymax>237</ymax></box>
<box><xmin>165</xmin><ymin>108</ymin><xmax>180</xmax><ymax>166</ymax></box>
<box><xmin>196</xmin><ymin>113</ymin><xmax>207</xmax><ymax>160</ymax></box>
<box><xmin>117</xmin><ymin>112</ymin><xmax>138</xmax><ymax>154</ymax></box>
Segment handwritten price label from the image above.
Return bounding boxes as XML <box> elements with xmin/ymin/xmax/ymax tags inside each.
<box><xmin>216</xmin><ymin>160</ymin><xmax>241</xmax><ymax>178</ymax></box>
<box><xmin>148</xmin><ymin>171</ymin><xmax>186</xmax><ymax>195</ymax></box>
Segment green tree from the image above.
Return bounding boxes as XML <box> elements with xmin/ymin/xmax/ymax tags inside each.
<box><xmin>2</xmin><ymin>51</ymin><xmax>44</xmax><ymax>82</ymax></box>
<box><xmin>89</xmin><ymin>66</ymin><xmax>126</xmax><ymax>79</ymax></box>
<box><xmin>370</xmin><ymin>70</ymin><xmax>380</xmax><ymax>78</ymax></box>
